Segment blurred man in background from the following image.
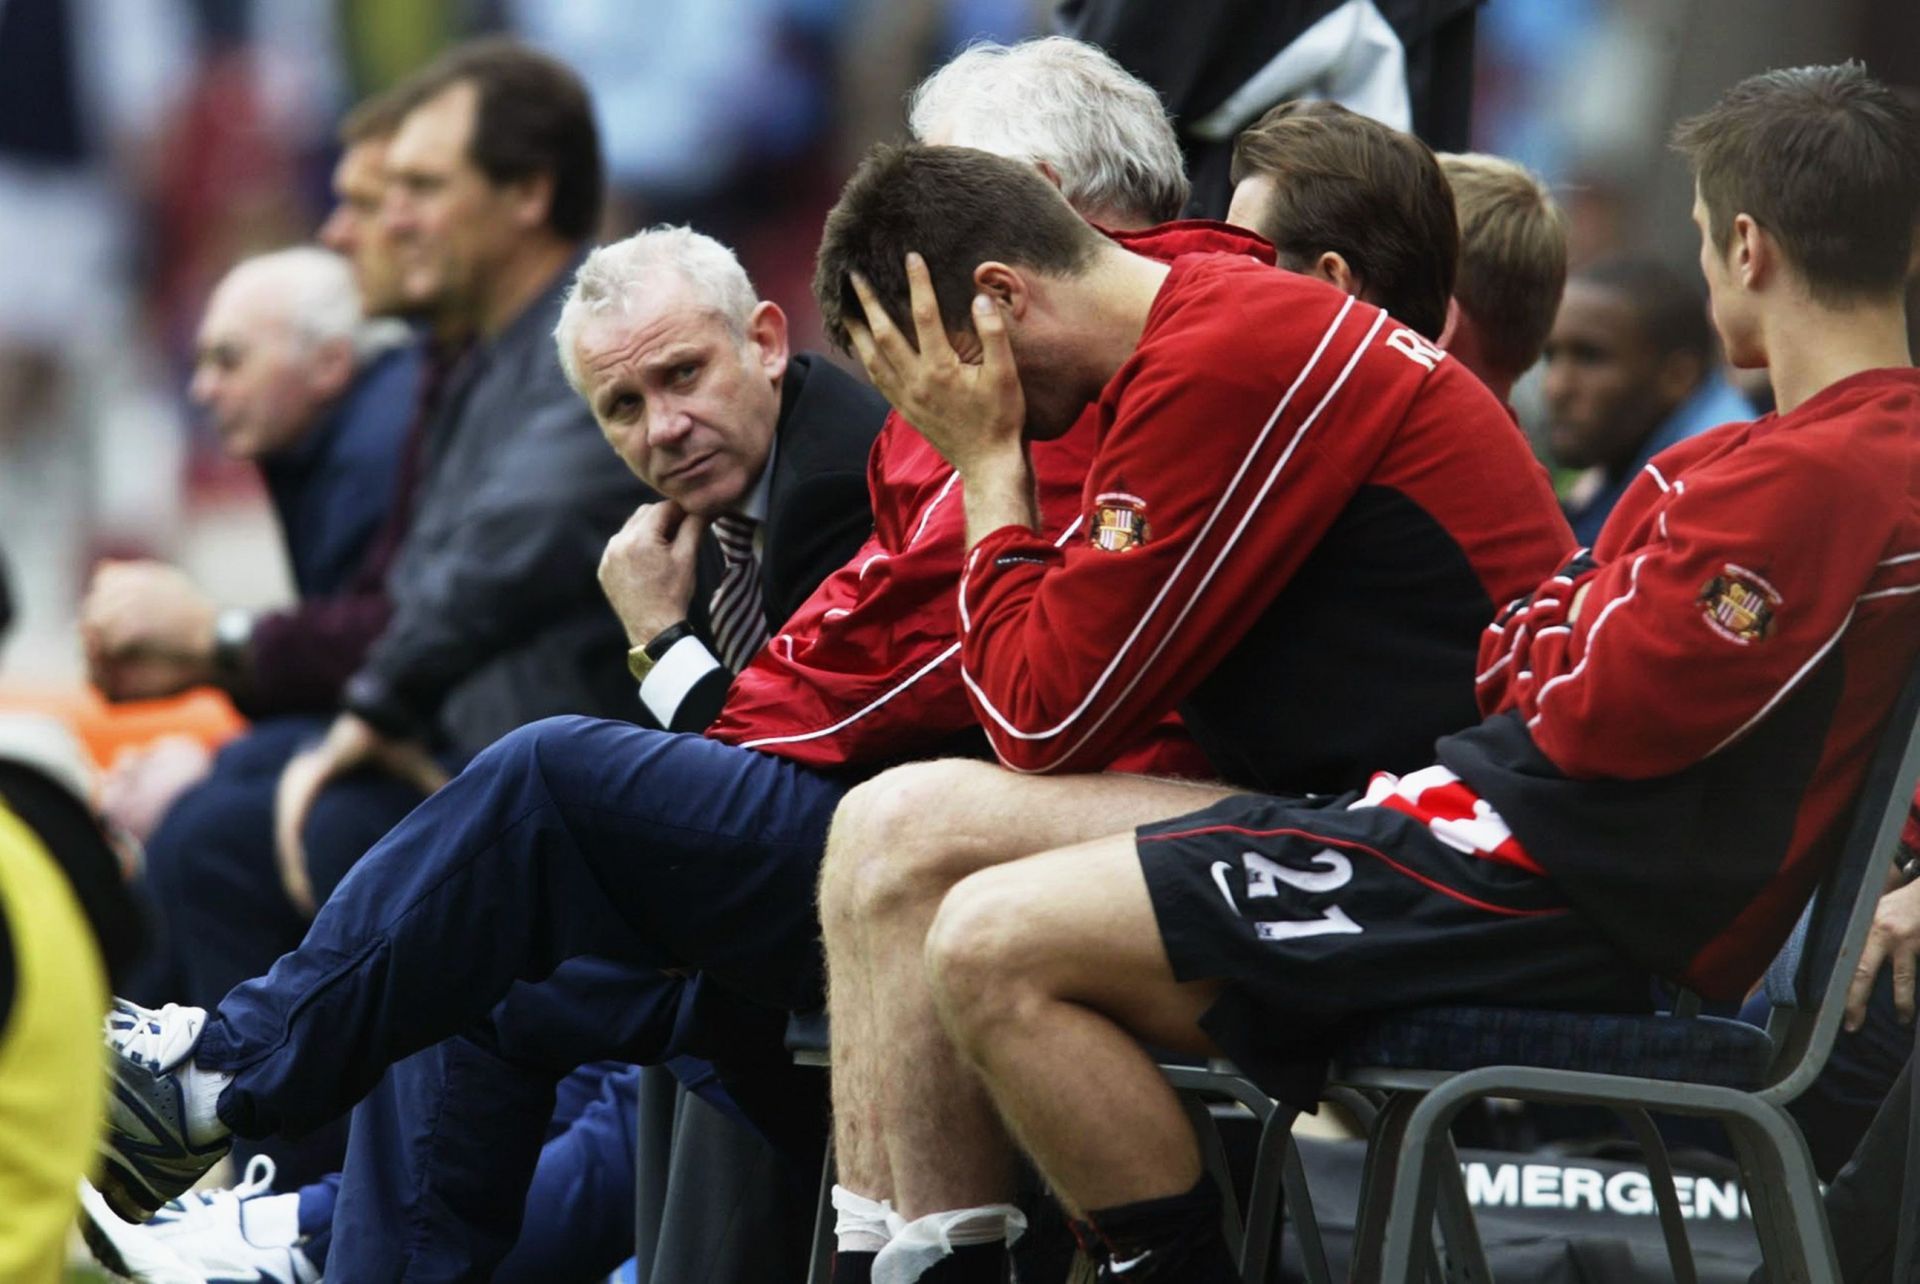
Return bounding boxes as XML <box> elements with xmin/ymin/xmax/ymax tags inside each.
<box><xmin>1438</xmin><ymin>150</ymin><xmax>1569</xmax><ymax>408</ymax></box>
<box><xmin>319</xmin><ymin>95</ymin><xmax>419</xmax><ymax>321</ymax></box>
<box><xmin>83</xmin><ymin>240</ymin><xmax>421</xmax><ymax>1194</ymax></box>
<box><xmin>82</xmin><ymin>248</ymin><xmax>414</xmax><ymax>710</ymax></box>
<box><xmin>82</xmin><ymin>92</ymin><xmax>431</xmax><ymax>863</ymax></box>
<box><xmin>105</xmin><ymin>39</ymin><xmax>649</xmax><ymax>1196</ymax></box>
<box><xmin>1544</xmin><ymin>255</ymin><xmax>1754</xmax><ymax>544</ymax></box>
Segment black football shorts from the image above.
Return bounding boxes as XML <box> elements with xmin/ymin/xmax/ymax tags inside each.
<box><xmin>1136</xmin><ymin>790</ymin><xmax>1650</xmax><ymax>1106</ymax></box>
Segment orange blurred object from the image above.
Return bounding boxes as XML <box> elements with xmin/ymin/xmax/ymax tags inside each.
<box><xmin>0</xmin><ymin>684</ymin><xmax>244</xmax><ymax>771</ymax></box>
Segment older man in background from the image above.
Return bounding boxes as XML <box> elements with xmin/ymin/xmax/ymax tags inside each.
<box><xmin>80</xmin><ymin>241</ymin><xmax>423</xmax><ymax>1195</ymax></box>
<box><xmin>82</xmin><ymin>86</ymin><xmax>428</xmax><ymax>727</ymax></box>
<box><xmin>82</xmin><ymin>87</ymin><xmax>430</xmax><ymax>862</ymax></box>
<box><xmin>84</xmin><ymin>249</ymin><xmax>414</xmax><ymax>709</ymax></box>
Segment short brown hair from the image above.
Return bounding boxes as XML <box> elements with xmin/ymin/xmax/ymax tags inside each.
<box><xmin>1230</xmin><ymin>100</ymin><xmax>1456</xmax><ymax>339</ymax></box>
<box><xmin>337</xmin><ymin>84</ymin><xmax>417</xmax><ymax>147</ymax></box>
<box><xmin>394</xmin><ymin>37</ymin><xmax>603</xmax><ymax>241</ymax></box>
<box><xmin>1672</xmin><ymin>63</ymin><xmax>1920</xmax><ymax>303</ymax></box>
<box><xmin>813</xmin><ymin>143</ymin><xmax>1103</xmax><ymax>355</ymax></box>
<box><xmin>1439</xmin><ymin>152</ymin><xmax>1568</xmax><ymax>375</ymax></box>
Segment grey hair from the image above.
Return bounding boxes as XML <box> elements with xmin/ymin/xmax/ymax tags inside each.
<box><xmin>220</xmin><ymin>247</ymin><xmax>409</xmax><ymax>364</ymax></box>
<box><xmin>907</xmin><ymin>36</ymin><xmax>1190</xmax><ymax>226</ymax></box>
<box><xmin>554</xmin><ymin>225</ymin><xmax>759</xmax><ymax>396</ymax></box>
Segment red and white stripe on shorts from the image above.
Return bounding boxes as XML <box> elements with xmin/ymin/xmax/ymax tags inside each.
<box><xmin>1351</xmin><ymin>764</ymin><xmax>1545</xmax><ymax>875</ymax></box>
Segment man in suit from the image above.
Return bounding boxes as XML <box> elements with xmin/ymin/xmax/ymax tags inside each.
<box><xmin>569</xmin><ymin>226</ymin><xmax>879</xmax><ymax>737</ymax></box>
<box><xmin>84</xmin><ymin>223</ymin><xmax>890</xmax><ymax>1281</ymax></box>
<box><xmin>315</xmin><ymin>226</ymin><xmax>886</xmax><ymax>1280</ymax></box>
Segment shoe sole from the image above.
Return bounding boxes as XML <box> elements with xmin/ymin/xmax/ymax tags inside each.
<box><xmin>96</xmin><ymin>1145</ymin><xmax>173</xmax><ymax>1222</ymax></box>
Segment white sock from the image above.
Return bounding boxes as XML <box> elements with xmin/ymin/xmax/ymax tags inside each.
<box><xmin>181</xmin><ymin>1061</ymin><xmax>234</xmax><ymax>1146</ymax></box>
<box><xmin>239</xmin><ymin>1192</ymin><xmax>302</xmax><ymax>1248</ymax></box>
<box><xmin>872</xmin><ymin>1204</ymin><xmax>1027</xmax><ymax>1284</ymax></box>
<box><xmin>832</xmin><ymin>1184</ymin><xmax>895</xmax><ymax>1255</ymax></box>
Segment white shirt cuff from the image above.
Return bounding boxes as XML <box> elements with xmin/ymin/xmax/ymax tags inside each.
<box><xmin>639</xmin><ymin>635</ymin><xmax>723</xmax><ymax>727</ymax></box>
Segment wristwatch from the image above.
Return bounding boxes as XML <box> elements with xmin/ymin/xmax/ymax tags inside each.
<box><xmin>627</xmin><ymin>620</ymin><xmax>696</xmax><ymax>684</ymax></box>
<box><xmin>212</xmin><ymin>607</ymin><xmax>254</xmax><ymax>681</ymax></box>
<box><xmin>1898</xmin><ymin>840</ymin><xmax>1920</xmax><ymax>885</ymax></box>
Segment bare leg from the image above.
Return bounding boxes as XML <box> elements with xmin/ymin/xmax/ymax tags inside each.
<box><xmin>819</xmin><ymin>804</ymin><xmax>890</xmax><ymax>1200</ymax></box>
<box><xmin>817</xmin><ymin>761</ymin><xmax>1232</xmax><ymax>1215</ymax></box>
<box><xmin>926</xmin><ymin>835</ymin><xmax>1220</xmax><ymax>1212</ymax></box>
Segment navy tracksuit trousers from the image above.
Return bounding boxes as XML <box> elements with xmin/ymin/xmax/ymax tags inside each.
<box><xmin>194</xmin><ymin>715</ymin><xmax>848</xmax><ymax>1277</ymax></box>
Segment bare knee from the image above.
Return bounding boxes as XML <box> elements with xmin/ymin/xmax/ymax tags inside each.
<box><xmin>818</xmin><ymin>759</ymin><xmax>1006</xmax><ymax>942</ymax></box>
<box><xmin>924</xmin><ymin>866</ymin><xmax>1049</xmax><ymax>1055</ymax></box>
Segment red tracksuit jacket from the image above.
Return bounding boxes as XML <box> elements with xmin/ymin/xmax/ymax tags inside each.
<box><xmin>1445</xmin><ymin>368</ymin><xmax>1920</xmax><ymax>995</ymax></box>
<box><xmin>705</xmin><ymin>222</ymin><xmax>1271</xmax><ymax>773</ymax></box>
<box><xmin>955</xmin><ymin>253</ymin><xmax>1572</xmax><ymax>792</ymax></box>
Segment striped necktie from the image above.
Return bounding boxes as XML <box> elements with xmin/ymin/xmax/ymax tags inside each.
<box><xmin>709</xmin><ymin>513</ymin><xmax>768</xmax><ymax>672</ymax></box>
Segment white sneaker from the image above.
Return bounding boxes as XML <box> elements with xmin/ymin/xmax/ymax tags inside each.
<box><xmin>99</xmin><ymin>998</ymin><xmax>232</xmax><ymax>1220</ymax></box>
<box><xmin>78</xmin><ymin>1155</ymin><xmax>320</xmax><ymax>1284</ymax></box>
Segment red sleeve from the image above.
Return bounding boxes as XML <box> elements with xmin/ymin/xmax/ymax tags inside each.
<box><xmin>958</xmin><ymin>278</ymin><xmax>1421</xmax><ymax>774</ymax></box>
<box><xmin>706</xmin><ymin>411</ymin><xmax>1099</xmax><ymax>769</ymax></box>
<box><xmin>1485</xmin><ymin>433</ymin><xmax>1897</xmax><ymax>779</ymax></box>
<box><xmin>1101</xmin><ymin>711</ymin><xmax>1216</xmax><ymax>779</ymax></box>
<box><xmin>1473</xmin><ymin>429</ymin><xmax>1735</xmax><ymax>715</ymax></box>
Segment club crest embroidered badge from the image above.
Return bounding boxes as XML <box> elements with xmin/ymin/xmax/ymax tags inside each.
<box><xmin>1090</xmin><ymin>492</ymin><xmax>1149</xmax><ymax>553</ymax></box>
<box><xmin>1698</xmin><ymin>564</ymin><xmax>1781</xmax><ymax>644</ymax></box>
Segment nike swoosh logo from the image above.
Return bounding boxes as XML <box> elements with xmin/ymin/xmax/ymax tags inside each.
<box><xmin>1210</xmin><ymin>860</ymin><xmax>1237</xmax><ymax>911</ymax></box>
<box><xmin>1110</xmin><ymin>1248</ymin><xmax>1155</xmax><ymax>1274</ymax></box>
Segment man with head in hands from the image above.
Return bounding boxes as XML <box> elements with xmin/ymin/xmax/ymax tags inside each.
<box><xmin>810</xmin><ymin>131</ymin><xmax>1577</xmax><ymax>1277</ymax></box>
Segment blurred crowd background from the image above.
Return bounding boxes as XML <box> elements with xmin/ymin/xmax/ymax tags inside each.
<box><xmin>0</xmin><ymin>0</ymin><xmax>1916</xmax><ymax>684</ymax></box>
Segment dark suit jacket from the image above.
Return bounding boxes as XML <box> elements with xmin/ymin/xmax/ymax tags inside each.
<box><xmin>260</xmin><ymin>343</ymin><xmax>419</xmax><ymax>601</ymax></box>
<box><xmin>344</xmin><ymin>257</ymin><xmax>654</xmax><ymax>755</ymax></box>
<box><xmin>663</xmin><ymin>353</ymin><xmax>886</xmax><ymax>734</ymax></box>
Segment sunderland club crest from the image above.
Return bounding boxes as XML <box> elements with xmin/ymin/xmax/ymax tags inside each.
<box><xmin>1090</xmin><ymin>492</ymin><xmax>1149</xmax><ymax>552</ymax></box>
<box><xmin>1698</xmin><ymin>564</ymin><xmax>1781</xmax><ymax>644</ymax></box>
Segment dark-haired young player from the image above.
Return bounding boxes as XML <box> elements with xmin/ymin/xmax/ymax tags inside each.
<box><xmin>812</xmin><ymin>131</ymin><xmax>1575</xmax><ymax>1276</ymax></box>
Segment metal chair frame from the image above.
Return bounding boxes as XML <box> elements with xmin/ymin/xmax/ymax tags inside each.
<box><xmin>1168</xmin><ymin>661</ymin><xmax>1920</xmax><ymax>1282</ymax></box>
<box><xmin>786</xmin><ymin>664</ymin><xmax>1920</xmax><ymax>1282</ymax></box>
<box><xmin>1207</xmin><ymin>661</ymin><xmax>1920</xmax><ymax>1283</ymax></box>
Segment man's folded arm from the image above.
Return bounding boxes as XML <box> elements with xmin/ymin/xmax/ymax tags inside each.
<box><xmin>1498</xmin><ymin>443</ymin><xmax>1899</xmax><ymax>779</ymax></box>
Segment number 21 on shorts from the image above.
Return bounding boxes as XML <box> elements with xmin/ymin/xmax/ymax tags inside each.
<box><xmin>1211</xmin><ymin>847</ymin><xmax>1364</xmax><ymax>941</ymax></box>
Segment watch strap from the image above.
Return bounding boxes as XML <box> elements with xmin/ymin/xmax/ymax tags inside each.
<box><xmin>628</xmin><ymin>620</ymin><xmax>697</xmax><ymax>683</ymax></box>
